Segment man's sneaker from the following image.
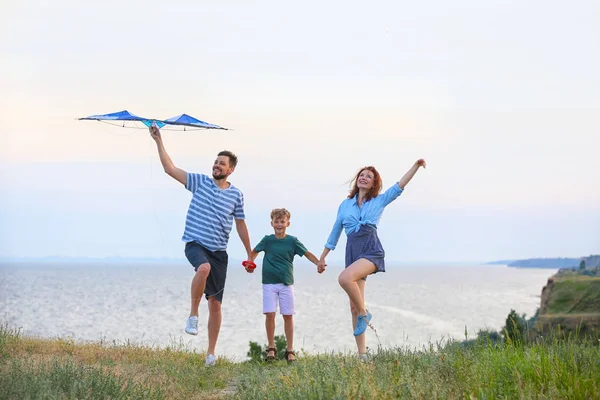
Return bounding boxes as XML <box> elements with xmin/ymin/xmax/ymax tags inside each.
<box><xmin>185</xmin><ymin>316</ymin><xmax>198</xmax><ymax>335</ymax></box>
<box><xmin>359</xmin><ymin>353</ymin><xmax>369</xmax><ymax>363</ymax></box>
<box><xmin>205</xmin><ymin>353</ymin><xmax>217</xmax><ymax>367</ymax></box>
<box><xmin>353</xmin><ymin>311</ymin><xmax>372</xmax><ymax>336</ymax></box>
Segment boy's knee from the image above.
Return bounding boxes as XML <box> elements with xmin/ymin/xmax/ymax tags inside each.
<box><xmin>282</xmin><ymin>314</ymin><xmax>293</xmax><ymax>321</ymax></box>
<box><xmin>264</xmin><ymin>312</ymin><xmax>276</xmax><ymax>320</ymax></box>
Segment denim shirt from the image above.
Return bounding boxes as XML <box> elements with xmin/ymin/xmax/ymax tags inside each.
<box><xmin>325</xmin><ymin>184</ymin><xmax>403</xmax><ymax>250</ymax></box>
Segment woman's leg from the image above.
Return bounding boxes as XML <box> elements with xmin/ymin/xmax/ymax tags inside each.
<box><xmin>349</xmin><ymin>279</ymin><xmax>367</xmax><ymax>355</ymax></box>
<box><xmin>338</xmin><ymin>258</ymin><xmax>376</xmax><ymax>315</ymax></box>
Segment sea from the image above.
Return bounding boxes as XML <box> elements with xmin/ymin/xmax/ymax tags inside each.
<box><xmin>0</xmin><ymin>261</ymin><xmax>556</xmax><ymax>361</ymax></box>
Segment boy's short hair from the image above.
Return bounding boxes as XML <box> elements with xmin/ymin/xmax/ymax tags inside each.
<box><xmin>270</xmin><ymin>208</ymin><xmax>291</xmax><ymax>221</ymax></box>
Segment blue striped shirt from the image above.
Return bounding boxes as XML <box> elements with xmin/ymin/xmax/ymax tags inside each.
<box><xmin>182</xmin><ymin>173</ymin><xmax>245</xmax><ymax>251</ymax></box>
<box><xmin>325</xmin><ymin>184</ymin><xmax>403</xmax><ymax>250</ymax></box>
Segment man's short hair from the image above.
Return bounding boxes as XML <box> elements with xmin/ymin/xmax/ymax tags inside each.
<box><xmin>218</xmin><ymin>150</ymin><xmax>238</xmax><ymax>168</ymax></box>
<box><xmin>270</xmin><ymin>208</ymin><xmax>291</xmax><ymax>221</ymax></box>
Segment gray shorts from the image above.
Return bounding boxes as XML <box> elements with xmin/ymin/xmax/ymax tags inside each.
<box><xmin>184</xmin><ymin>241</ymin><xmax>229</xmax><ymax>303</ymax></box>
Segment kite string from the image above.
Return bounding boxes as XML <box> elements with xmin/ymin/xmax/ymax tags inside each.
<box><xmin>99</xmin><ymin>120</ymin><xmax>147</xmax><ymax>130</ymax></box>
<box><xmin>93</xmin><ymin>121</ymin><xmax>138</xmax><ymax>138</ymax></box>
<box><xmin>96</xmin><ymin>120</ymin><xmax>209</xmax><ymax>131</ymax></box>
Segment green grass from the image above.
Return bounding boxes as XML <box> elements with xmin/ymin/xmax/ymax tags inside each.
<box><xmin>235</xmin><ymin>339</ymin><xmax>600</xmax><ymax>399</ymax></box>
<box><xmin>547</xmin><ymin>276</ymin><xmax>600</xmax><ymax>314</ymax></box>
<box><xmin>1</xmin><ymin>326</ymin><xmax>599</xmax><ymax>399</ymax></box>
<box><xmin>1</xmin><ymin>357</ymin><xmax>162</xmax><ymax>400</ymax></box>
<box><xmin>0</xmin><ymin>326</ymin><xmax>237</xmax><ymax>399</ymax></box>
<box><xmin>533</xmin><ymin>275</ymin><xmax>600</xmax><ymax>339</ymax></box>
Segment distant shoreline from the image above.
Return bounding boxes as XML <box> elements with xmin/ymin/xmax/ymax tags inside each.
<box><xmin>0</xmin><ymin>257</ymin><xmax>187</xmax><ymax>264</ymax></box>
<box><xmin>0</xmin><ymin>257</ymin><xmax>489</xmax><ymax>266</ymax></box>
<box><xmin>2</xmin><ymin>256</ymin><xmax>594</xmax><ymax>269</ymax></box>
<box><xmin>487</xmin><ymin>257</ymin><xmax>582</xmax><ymax>269</ymax></box>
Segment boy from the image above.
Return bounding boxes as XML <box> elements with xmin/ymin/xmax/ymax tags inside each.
<box><xmin>245</xmin><ymin>208</ymin><xmax>324</xmax><ymax>362</ymax></box>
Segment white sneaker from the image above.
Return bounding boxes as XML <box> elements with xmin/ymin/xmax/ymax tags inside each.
<box><xmin>205</xmin><ymin>353</ymin><xmax>217</xmax><ymax>367</ymax></box>
<box><xmin>185</xmin><ymin>316</ymin><xmax>198</xmax><ymax>335</ymax></box>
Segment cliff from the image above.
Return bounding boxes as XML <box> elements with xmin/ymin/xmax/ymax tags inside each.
<box><xmin>533</xmin><ymin>273</ymin><xmax>600</xmax><ymax>338</ymax></box>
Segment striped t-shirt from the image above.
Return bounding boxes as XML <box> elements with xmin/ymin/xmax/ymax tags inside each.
<box><xmin>181</xmin><ymin>173</ymin><xmax>245</xmax><ymax>251</ymax></box>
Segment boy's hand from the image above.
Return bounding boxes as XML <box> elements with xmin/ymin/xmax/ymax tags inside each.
<box><xmin>242</xmin><ymin>260</ymin><xmax>256</xmax><ymax>273</ymax></box>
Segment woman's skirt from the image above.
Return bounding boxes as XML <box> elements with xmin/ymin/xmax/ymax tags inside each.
<box><xmin>345</xmin><ymin>225</ymin><xmax>385</xmax><ymax>280</ymax></box>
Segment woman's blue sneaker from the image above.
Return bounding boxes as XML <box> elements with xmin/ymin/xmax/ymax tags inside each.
<box><xmin>354</xmin><ymin>311</ymin><xmax>372</xmax><ymax>336</ymax></box>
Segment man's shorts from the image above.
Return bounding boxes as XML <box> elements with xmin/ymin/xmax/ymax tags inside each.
<box><xmin>185</xmin><ymin>241</ymin><xmax>229</xmax><ymax>303</ymax></box>
<box><xmin>262</xmin><ymin>283</ymin><xmax>295</xmax><ymax>315</ymax></box>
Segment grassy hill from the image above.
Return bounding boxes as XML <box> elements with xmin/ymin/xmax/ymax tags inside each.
<box><xmin>1</xmin><ymin>326</ymin><xmax>599</xmax><ymax>399</ymax></box>
<box><xmin>532</xmin><ymin>275</ymin><xmax>600</xmax><ymax>339</ymax></box>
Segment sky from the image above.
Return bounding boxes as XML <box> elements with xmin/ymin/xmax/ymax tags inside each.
<box><xmin>1</xmin><ymin>0</ymin><xmax>599</xmax><ymax>263</ymax></box>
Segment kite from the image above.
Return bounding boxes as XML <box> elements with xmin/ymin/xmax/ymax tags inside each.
<box><xmin>78</xmin><ymin>110</ymin><xmax>228</xmax><ymax>130</ymax></box>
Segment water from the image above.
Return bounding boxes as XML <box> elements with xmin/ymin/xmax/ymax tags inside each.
<box><xmin>0</xmin><ymin>261</ymin><xmax>555</xmax><ymax>361</ymax></box>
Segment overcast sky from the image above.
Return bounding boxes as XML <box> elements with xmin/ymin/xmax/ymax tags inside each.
<box><xmin>1</xmin><ymin>0</ymin><xmax>598</xmax><ymax>263</ymax></box>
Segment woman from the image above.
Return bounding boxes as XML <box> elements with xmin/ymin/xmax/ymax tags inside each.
<box><xmin>318</xmin><ymin>159</ymin><xmax>426</xmax><ymax>359</ymax></box>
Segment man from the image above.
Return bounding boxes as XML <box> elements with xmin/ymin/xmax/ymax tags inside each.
<box><xmin>150</xmin><ymin>125</ymin><xmax>253</xmax><ymax>366</ymax></box>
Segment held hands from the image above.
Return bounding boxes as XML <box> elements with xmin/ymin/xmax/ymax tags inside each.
<box><xmin>415</xmin><ymin>158</ymin><xmax>427</xmax><ymax>169</ymax></box>
<box><xmin>242</xmin><ymin>260</ymin><xmax>256</xmax><ymax>273</ymax></box>
<box><xmin>317</xmin><ymin>258</ymin><xmax>327</xmax><ymax>274</ymax></box>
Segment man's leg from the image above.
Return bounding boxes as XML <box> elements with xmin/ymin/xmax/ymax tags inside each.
<box><xmin>190</xmin><ymin>263</ymin><xmax>210</xmax><ymax>317</ymax></box>
<box><xmin>207</xmin><ymin>296</ymin><xmax>222</xmax><ymax>356</ymax></box>
<box><xmin>202</xmin><ymin>247</ymin><xmax>227</xmax><ymax>365</ymax></box>
<box><xmin>184</xmin><ymin>241</ymin><xmax>211</xmax><ymax>336</ymax></box>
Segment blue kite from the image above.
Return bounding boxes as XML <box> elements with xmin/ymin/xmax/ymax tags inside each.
<box><xmin>162</xmin><ymin>114</ymin><xmax>225</xmax><ymax>130</ymax></box>
<box><xmin>78</xmin><ymin>110</ymin><xmax>228</xmax><ymax>130</ymax></box>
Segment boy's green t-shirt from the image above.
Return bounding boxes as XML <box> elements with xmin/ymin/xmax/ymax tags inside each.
<box><xmin>254</xmin><ymin>234</ymin><xmax>307</xmax><ymax>286</ymax></box>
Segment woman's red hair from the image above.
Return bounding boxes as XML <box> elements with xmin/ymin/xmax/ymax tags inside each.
<box><xmin>348</xmin><ymin>166</ymin><xmax>382</xmax><ymax>202</ymax></box>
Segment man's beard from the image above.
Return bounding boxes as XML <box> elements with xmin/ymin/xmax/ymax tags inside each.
<box><xmin>212</xmin><ymin>171</ymin><xmax>227</xmax><ymax>180</ymax></box>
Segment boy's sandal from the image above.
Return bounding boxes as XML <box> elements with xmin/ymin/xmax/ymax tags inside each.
<box><xmin>265</xmin><ymin>347</ymin><xmax>276</xmax><ymax>362</ymax></box>
<box><xmin>285</xmin><ymin>350</ymin><xmax>296</xmax><ymax>364</ymax></box>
